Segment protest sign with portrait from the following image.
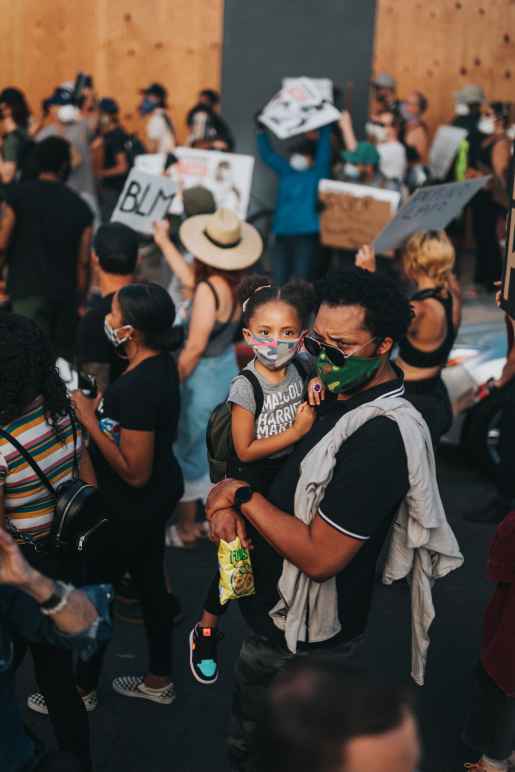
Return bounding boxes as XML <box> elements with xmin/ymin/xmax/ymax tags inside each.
<box><xmin>259</xmin><ymin>77</ymin><xmax>340</xmax><ymax>140</ymax></box>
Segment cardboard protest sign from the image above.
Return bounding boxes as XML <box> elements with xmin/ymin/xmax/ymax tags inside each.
<box><xmin>135</xmin><ymin>153</ymin><xmax>166</xmax><ymax>176</ymax></box>
<box><xmin>283</xmin><ymin>77</ymin><xmax>333</xmax><ymax>103</ymax></box>
<box><xmin>319</xmin><ymin>180</ymin><xmax>400</xmax><ymax>250</ymax></box>
<box><xmin>111</xmin><ymin>169</ymin><xmax>177</xmax><ymax>235</ymax></box>
<box><xmin>428</xmin><ymin>126</ymin><xmax>468</xmax><ymax>180</ymax></box>
<box><xmin>173</xmin><ymin>147</ymin><xmax>254</xmax><ymax>219</ymax></box>
<box><xmin>500</xmin><ymin>156</ymin><xmax>515</xmax><ymax>317</ymax></box>
<box><xmin>373</xmin><ymin>177</ymin><xmax>490</xmax><ymax>254</ymax></box>
<box><xmin>259</xmin><ymin>77</ymin><xmax>340</xmax><ymax>140</ymax></box>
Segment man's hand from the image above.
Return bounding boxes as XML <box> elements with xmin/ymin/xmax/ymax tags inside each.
<box><xmin>0</xmin><ymin>528</ymin><xmax>38</xmax><ymax>589</ymax></box>
<box><xmin>206</xmin><ymin>478</ymin><xmax>248</xmax><ymax>520</ymax></box>
<box><xmin>209</xmin><ymin>508</ymin><xmax>251</xmax><ymax>549</ymax></box>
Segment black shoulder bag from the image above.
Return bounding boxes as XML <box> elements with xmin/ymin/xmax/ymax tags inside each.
<box><xmin>0</xmin><ymin>417</ymin><xmax>111</xmax><ymax>561</ymax></box>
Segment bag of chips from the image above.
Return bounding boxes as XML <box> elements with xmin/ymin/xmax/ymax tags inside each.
<box><xmin>218</xmin><ymin>537</ymin><xmax>255</xmax><ymax>605</ymax></box>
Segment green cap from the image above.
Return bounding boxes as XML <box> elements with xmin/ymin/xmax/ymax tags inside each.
<box><xmin>343</xmin><ymin>142</ymin><xmax>380</xmax><ymax>167</ymax></box>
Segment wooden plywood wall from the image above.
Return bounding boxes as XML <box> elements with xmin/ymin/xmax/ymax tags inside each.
<box><xmin>373</xmin><ymin>0</ymin><xmax>515</xmax><ymax>137</ymax></box>
<box><xmin>0</xmin><ymin>0</ymin><xmax>223</xmax><ymax>141</ymax></box>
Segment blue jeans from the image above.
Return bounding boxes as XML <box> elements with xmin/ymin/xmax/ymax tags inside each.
<box><xmin>272</xmin><ymin>234</ymin><xmax>319</xmax><ymax>285</ymax></box>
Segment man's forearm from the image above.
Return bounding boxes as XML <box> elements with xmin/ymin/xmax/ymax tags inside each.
<box><xmin>240</xmin><ymin>494</ymin><xmax>319</xmax><ymax>577</ymax></box>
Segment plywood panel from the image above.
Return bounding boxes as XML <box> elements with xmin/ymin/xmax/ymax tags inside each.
<box><xmin>0</xmin><ymin>0</ymin><xmax>223</xmax><ymax>143</ymax></box>
<box><xmin>373</xmin><ymin>0</ymin><xmax>515</xmax><ymax>137</ymax></box>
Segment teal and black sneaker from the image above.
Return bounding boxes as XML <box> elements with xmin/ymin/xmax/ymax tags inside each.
<box><xmin>189</xmin><ymin>625</ymin><xmax>222</xmax><ymax>685</ymax></box>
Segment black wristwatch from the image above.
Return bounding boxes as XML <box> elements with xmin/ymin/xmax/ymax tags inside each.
<box><xmin>234</xmin><ymin>485</ymin><xmax>254</xmax><ymax>513</ymax></box>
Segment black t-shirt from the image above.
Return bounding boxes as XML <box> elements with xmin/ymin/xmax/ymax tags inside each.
<box><xmin>102</xmin><ymin>127</ymin><xmax>129</xmax><ymax>191</ymax></box>
<box><xmin>5</xmin><ymin>179</ymin><xmax>93</xmax><ymax>301</ymax></box>
<box><xmin>239</xmin><ymin>376</ymin><xmax>409</xmax><ymax>648</ymax></box>
<box><xmin>90</xmin><ymin>353</ymin><xmax>184</xmax><ymax>522</ymax></box>
<box><xmin>77</xmin><ymin>293</ymin><xmax>127</xmax><ymax>384</ymax></box>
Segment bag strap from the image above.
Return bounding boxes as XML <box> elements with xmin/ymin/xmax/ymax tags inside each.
<box><xmin>292</xmin><ymin>357</ymin><xmax>307</xmax><ymax>379</ymax></box>
<box><xmin>0</xmin><ymin>426</ymin><xmax>55</xmax><ymax>550</ymax></box>
<box><xmin>240</xmin><ymin>370</ymin><xmax>264</xmax><ymax>418</ymax></box>
<box><xmin>0</xmin><ymin>427</ymin><xmax>56</xmax><ymax>497</ymax></box>
<box><xmin>68</xmin><ymin>412</ymin><xmax>79</xmax><ymax>480</ymax></box>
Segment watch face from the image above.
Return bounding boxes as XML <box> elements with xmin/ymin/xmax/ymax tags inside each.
<box><xmin>236</xmin><ymin>486</ymin><xmax>252</xmax><ymax>505</ymax></box>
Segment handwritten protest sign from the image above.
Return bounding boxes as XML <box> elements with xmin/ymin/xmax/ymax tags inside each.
<box><xmin>135</xmin><ymin>153</ymin><xmax>166</xmax><ymax>176</ymax></box>
<box><xmin>319</xmin><ymin>180</ymin><xmax>400</xmax><ymax>250</ymax></box>
<box><xmin>500</xmin><ymin>156</ymin><xmax>515</xmax><ymax>317</ymax></box>
<box><xmin>259</xmin><ymin>77</ymin><xmax>340</xmax><ymax>140</ymax></box>
<box><xmin>373</xmin><ymin>177</ymin><xmax>490</xmax><ymax>254</ymax></box>
<box><xmin>172</xmin><ymin>147</ymin><xmax>254</xmax><ymax>219</ymax></box>
<box><xmin>428</xmin><ymin>126</ymin><xmax>468</xmax><ymax>181</ymax></box>
<box><xmin>111</xmin><ymin>169</ymin><xmax>177</xmax><ymax>235</ymax></box>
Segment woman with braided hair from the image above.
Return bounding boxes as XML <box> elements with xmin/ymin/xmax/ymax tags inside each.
<box><xmin>0</xmin><ymin>312</ymin><xmax>95</xmax><ymax>771</ymax></box>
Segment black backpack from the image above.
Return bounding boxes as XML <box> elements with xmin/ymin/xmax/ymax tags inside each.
<box><xmin>206</xmin><ymin>360</ymin><xmax>307</xmax><ymax>484</ymax></box>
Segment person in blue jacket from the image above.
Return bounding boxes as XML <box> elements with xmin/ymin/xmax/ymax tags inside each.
<box><xmin>256</xmin><ymin>119</ymin><xmax>332</xmax><ymax>285</ymax></box>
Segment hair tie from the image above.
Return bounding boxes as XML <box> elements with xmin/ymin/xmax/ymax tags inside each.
<box><xmin>242</xmin><ymin>284</ymin><xmax>272</xmax><ymax>311</ymax></box>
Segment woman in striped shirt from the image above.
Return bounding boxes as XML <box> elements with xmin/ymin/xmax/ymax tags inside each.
<box><xmin>0</xmin><ymin>312</ymin><xmax>96</xmax><ymax>772</ymax></box>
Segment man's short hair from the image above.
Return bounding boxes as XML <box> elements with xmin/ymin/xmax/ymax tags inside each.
<box><xmin>255</xmin><ymin>659</ymin><xmax>412</xmax><ymax>772</ymax></box>
<box><xmin>316</xmin><ymin>268</ymin><xmax>413</xmax><ymax>343</ymax></box>
<box><xmin>93</xmin><ymin>223</ymin><xmax>138</xmax><ymax>276</ymax></box>
<box><xmin>34</xmin><ymin>136</ymin><xmax>71</xmax><ymax>175</ymax></box>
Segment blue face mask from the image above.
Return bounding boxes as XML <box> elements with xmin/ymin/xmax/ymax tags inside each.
<box><xmin>139</xmin><ymin>97</ymin><xmax>157</xmax><ymax>116</ymax></box>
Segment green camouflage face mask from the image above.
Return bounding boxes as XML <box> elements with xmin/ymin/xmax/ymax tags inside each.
<box><xmin>316</xmin><ymin>347</ymin><xmax>382</xmax><ymax>394</ymax></box>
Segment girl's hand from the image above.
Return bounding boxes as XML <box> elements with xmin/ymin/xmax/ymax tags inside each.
<box><xmin>293</xmin><ymin>402</ymin><xmax>316</xmax><ymax>438</ymax></box>
<box><xmin>355</xmin><ymin>245</ymin><xmax>376</xmax><ymax>273</ymax></box>
<box><xmin>153</xmin><ymin>220</ymin><xmax>171</xmax><ymax>248</ymax></box>
<box><xmin>71</xmin><ymin>390</ymin><xmax>101</xmax><ymax>430</ymax></box>
<box><xmin>307</xmin><ymin>377</ymin><xmax>326</xmax><ymax>406</ymax></box>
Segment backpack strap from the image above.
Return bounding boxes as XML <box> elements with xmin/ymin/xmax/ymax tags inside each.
<box><xmin>292</xmin><ymin>357</ymin><xmax>307</xmax><ymax>379</ymax></box>
<box><xmin>239</xmin><ymin>370</ymin><xmax>264</xmax><ymax>418</ymax></box>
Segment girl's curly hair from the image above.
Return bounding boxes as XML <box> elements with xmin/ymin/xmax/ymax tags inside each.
<box><xmin>0</xmin><ymin>313</ymin><xmax>71</xmax><ymax>434</ymax></box>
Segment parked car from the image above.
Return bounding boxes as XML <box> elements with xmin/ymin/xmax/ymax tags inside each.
<box><xmin>442</xmin><ymin>319</ymin><xmax>508</xmax><ymax>477</ymax></box>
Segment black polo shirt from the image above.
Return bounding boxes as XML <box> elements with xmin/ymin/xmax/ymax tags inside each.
<box><xmin>239</xmin><ymin>373</ymin><xmax>410</xmax><ymax>648</ymax></box>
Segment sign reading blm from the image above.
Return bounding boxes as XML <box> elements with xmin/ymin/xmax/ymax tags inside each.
<box><xmin>111</xmin><ymin>169</ymin><xmax>177</xmax><ymax>235</ymax></box>
<box><xmin>500</xmin><ymin>156</ymin><xmax>515</xmax><ymax>318</ymax></box>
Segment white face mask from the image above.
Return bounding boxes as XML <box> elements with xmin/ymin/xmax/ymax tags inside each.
<box><xmin>455</xmin><ymin>103</ymin><xmax>470</xmax><ymax>116</ymax></box>
<box><xmin>289</xmin><ymin>153</ymin><xmax>310</xmax><ymax>172</ymax></box>
<box><xmin>365</xmin><ymin>122</ymin><xmax>388</xmax><ymax>143</ymax></box>
<box><xmin>104</xmin><ymin>318</ymin><xmax>132</xmax><ymax>348</ymax></box>
<box><xmin>478</xmin><ymin>116</ymin><xmax>495</xmax><ymax>135</ymax></box>
<box><xmin>343</xmin><ymin>162</ymin><xmax>360</xmax><ymax>179</ymax></box>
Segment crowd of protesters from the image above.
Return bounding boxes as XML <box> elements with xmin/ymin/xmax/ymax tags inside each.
<box><xmin>0</xmin><ymin>69</ymin><xmax>513</xmax><ymax>772</ymax></box>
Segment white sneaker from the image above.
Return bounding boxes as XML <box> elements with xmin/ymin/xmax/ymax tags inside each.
<box><xmin>27</xmin><ymin>690</ymin><xmax>98</xmax><ymax>715</ymax></box>
<box><xmin>112</xmin><ymin>675</ymin><xmax>175</xmax><ymax>705</ymax></box>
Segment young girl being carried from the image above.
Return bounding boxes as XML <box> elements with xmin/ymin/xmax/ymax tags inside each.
<box><xmin>188</xmin><ymin>274</ymin><xmax>317</xmax><ymax>684</ymax></box>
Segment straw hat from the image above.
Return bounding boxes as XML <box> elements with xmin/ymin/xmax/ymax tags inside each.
<box><xmin>179</xmin><ymin>208</ymin><xmax>263</xmax><ymax>271</ymax></box>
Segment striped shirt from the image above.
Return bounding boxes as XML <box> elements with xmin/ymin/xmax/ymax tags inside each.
<box><xmin>0</xmin><ymin>397</ymin><xmax>82</xmax><ymax>541</ymax></box>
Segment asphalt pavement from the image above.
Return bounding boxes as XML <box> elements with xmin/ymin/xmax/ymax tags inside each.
<box><xmin>16</xmin><ymin>441</ymin><xmax>500</xmax><ymax>772</ymax></box>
